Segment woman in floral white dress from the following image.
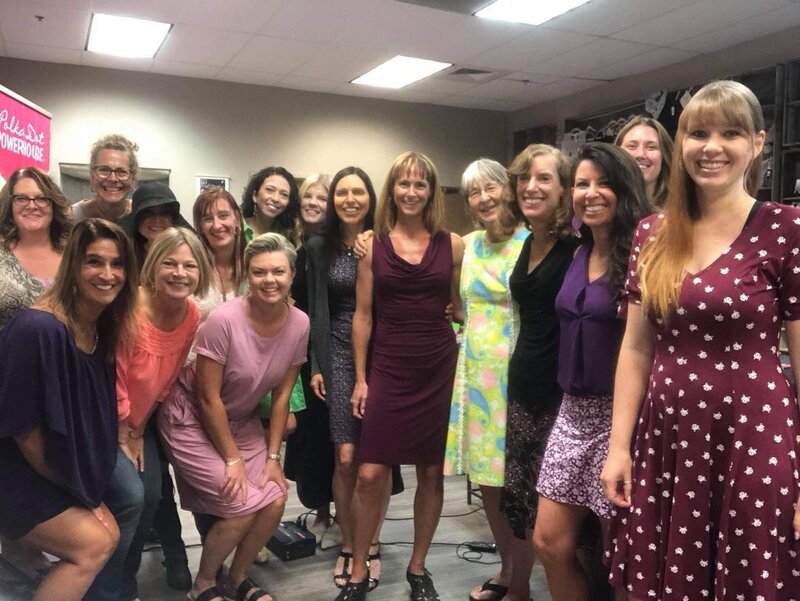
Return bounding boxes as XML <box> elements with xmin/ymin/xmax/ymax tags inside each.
<box><xmin>602</xmin><ymin>80</ymin><xmax>800</xmax><ymax>600</ymax></box>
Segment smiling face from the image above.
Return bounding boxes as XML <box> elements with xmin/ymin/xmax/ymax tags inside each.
<box><xmin>682</xmin><ymin>118</ymin><xmax>764</xmax><ymax>197</ymax></box>
<box><xmin>392</xmin><ymin>167</ymin><xmax>430</xmax><ymax>219</ymax></box>
<box><xmin>153</xmin><ymin>243</ymin><xmax>200</xmax><ymax>300</ymax></box>
<box><xmin>620</xmin><ymin>124</ymin><xmax>662</xmax><ymax>191</ymax></box>
<box><xmin>254</xmin><ymin>174</ymin><xmax>291</xmax><ymax>219</ymax></box>
<box><xmin>137</xmin><ymin>206</ymin><xmax>175</xmax><ymax>245</ymax></box>
<box><xmin>200</xmin><ymin>198</ymin><xmax>238</xmax><ymax>253</ymax></box>
<box><xmin>572</xmin><ymin>160</ymin><xmax>618</xmax><ymax>233</ymax></box>
<box><xmin>78</xmin><ymin>238</ymin><xmax>126</xmax><ymax>313</ymax></box>
<box><xmin>247</xmin><ymin>251</ymin><xmax>293</xmax><ymax>306</ymax></box>
<box><xmin>91</xmin><ymin>149</ymin><xmax>133</xmax><ymax>205</ymax></box>
<box><xmin>516</xmin><ymin>154</ymin><xmax>563</xmax><ymax>226</ymax></box>
<box><xmin>466</xmin><ymin>177</ymin><xmax>505</xmax><ymax>226</ymax></box>
<box><xmin>11</xmin><ymin>177</ymin><xmax>53</xmax><ymax>236</ymax></box>
<box><xmin>334</xmin><ymin>174</ymin><xmax>370</xmax><ymax>227</ymax></box>
<box><xmin>300</xmin><ymin>183</ymin><xmax>328</xmax><ymax>226</ymax></box>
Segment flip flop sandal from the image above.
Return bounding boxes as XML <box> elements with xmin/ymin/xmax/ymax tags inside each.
<box><xmin>334</xmin><ymin>551</ymin><xmax>352</xmax><ymax>588</ymax></box>
<box><xmin>468</xmin><ymin>579</ymin><xmax>508</xmax><ymax>601</ymax></box>
<box><xmin>229</xmin><ymin>577</ymin><xmax>271</xmax><ymax>601</ymax></box>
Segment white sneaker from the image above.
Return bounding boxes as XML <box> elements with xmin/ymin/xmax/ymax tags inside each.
<box><xmin>307</xmin><ymin>518</ymin><xmax>328</xmax><ymax>545</ymax></box>
<box><xmin>319</xmin><ymin>520</ymin><xmax>342</xmax><ymax>550</ymax></box>
<box><xmin>254</xmin><ymin>546</ymin><xmax>270</xmax><ymax>564</ymax></box>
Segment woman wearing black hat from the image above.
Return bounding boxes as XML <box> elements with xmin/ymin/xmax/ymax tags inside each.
<box><xmin>120</xmin><ymin>182</ymin><xmax>193</xmax><ymax>271</ymax></box>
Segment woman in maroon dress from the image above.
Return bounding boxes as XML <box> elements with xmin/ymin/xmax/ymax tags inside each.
<box><xmin>335</xmin><ymin>152</ymin><xmax>464</xmax><ymax>601</ymax></box>
<box><xmin>602</xmin><ymin>80</ymin><xmax>800</xmax><ymax>599</ymax></box>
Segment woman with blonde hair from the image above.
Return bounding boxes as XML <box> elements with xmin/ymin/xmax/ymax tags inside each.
<box><xmin>115</xmin><ymin>227</ymin><xmax>211</xmax><ymax>601</ymax></box>
<box><xmin>338</xmin><ymin>152</ymin><xmax>464</xmax><ymax>601</ymax></box>
<box><xmin>0</xmin><ymin>218</ymin><xmax>137</xmax><ymax>601</ymax></box>
<box><xmin>615</xmin><ymin>115</ymin><xmax>673</xmax><ymax>208</ymax></box>
<box><xmin>602</xmin><ymin>80</ymin><xmax>800</xmax><ymax>599</ymax></box>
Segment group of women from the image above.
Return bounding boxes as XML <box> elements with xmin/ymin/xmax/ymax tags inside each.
<box><xmin>0</xmin><ymin>78</ymin><xmax>799</xmax><ymax>601</ymax></box>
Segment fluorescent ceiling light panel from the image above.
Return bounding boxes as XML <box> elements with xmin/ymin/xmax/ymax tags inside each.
<box><xmin>87</xmin><ymin>13</ymin><xmax>172</xmax><ymax>58</ymax></box>
<box><xmin>352</xmin><ymin>55</ymin><xmax>452</xmax><ymax>89</ymax></box>
<box><xmin>476</xmin><ymin>0</ymin><xmax>591</xmax><ymax>25</ymax></box>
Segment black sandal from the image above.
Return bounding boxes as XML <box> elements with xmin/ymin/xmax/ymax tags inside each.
<box><xmin>229</xmin><ymin>577</ymin><xmax>271</xmax><ymax>601</ymax></box>
<box><xmin>186</xmin><ymin>586</ymin><xmax>225</xmax><ymax>601</ymax></box>
<box><xmin>406</xmin><ymin>568</ymin><xmax>440</xmax><ymax>601</ymax></box>
<box><xmin>334</xmin><ymin>550</ymin><xmax>352</xmax><ymax>588</ymax></box>
<box><xmin>333</xmin><ymin>572</ymin><xmax>369</xmax><ymax>601</ymax></box>
<box><xmin>367</xmin><ymin>543</ymin><xmax>381</xmax><ymax>591</ymax></box>
<box><xmin>468</xmin><ymin>578</ymin><xmax>508</xmax><ymax>601</ymax></box>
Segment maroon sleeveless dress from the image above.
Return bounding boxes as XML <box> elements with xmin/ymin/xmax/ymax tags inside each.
<box><xmin>359</xmin><ymin>230</ymin><xmax>458</xmax><ymax>465</ymax></box>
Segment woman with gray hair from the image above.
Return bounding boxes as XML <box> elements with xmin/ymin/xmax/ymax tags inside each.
<box><xmin>443</xmin><ymin>158</ymin><xmax>527</xmax><ymax>601</ymax></box>
<box><xmin>159</xmin><ymin>233</ymin><xmax>310</xmax><ymax>601</ymax></box>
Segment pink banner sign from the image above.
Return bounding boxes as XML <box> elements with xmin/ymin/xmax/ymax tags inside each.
<box><xmin>0</xmin><ymin>85</ymin><xmax>51</xmax><ymax>180</ymax></box>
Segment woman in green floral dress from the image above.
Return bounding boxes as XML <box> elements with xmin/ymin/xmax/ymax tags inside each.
<box><xmin>444</xmin><ymin>158</ymin><xmax>526</xmax><ymax>601</ymax></box>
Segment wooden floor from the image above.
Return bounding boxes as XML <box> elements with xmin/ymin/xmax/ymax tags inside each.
<box><xmin>0</xmin><ymin>467</ymin><xmax>554</xmax><ymax>600</ymax></box>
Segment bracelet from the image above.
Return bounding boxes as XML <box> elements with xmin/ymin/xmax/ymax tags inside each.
<box><xmin>267</xmin><ymin>452</ymin><xmax>281</xmax><ymax>462</ymax></box>
<box><xmin>225</xmin><ymin>457</ymin><xmax>242</xmax><ymax>467</ymax></box>
<box><xmin>128</xmin><ymin>430</ymin><xmax>142</xmax><ymax>440</ymax></box>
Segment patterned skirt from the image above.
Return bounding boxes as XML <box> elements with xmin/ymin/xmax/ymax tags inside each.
<box><xmin>536</xmin><ymin>393</ymin><xmax>612</xmax><ymax>519</ymax></box>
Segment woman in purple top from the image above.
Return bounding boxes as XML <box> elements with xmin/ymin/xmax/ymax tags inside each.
<box><xmin>532</xmin><ymin>143</ymin><xmax>650</xmax><ymax>601</ymax></box>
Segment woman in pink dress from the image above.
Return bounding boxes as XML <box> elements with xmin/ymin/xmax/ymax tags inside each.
<box><xmin>602</xmin><ymin>80</ymin><xmax>800</xmax><ymax>599</ymax></box>
<box><xmin>159</xmin><ymin>233</ymin><xmax>309</xmax><ymax>601</ymax></box>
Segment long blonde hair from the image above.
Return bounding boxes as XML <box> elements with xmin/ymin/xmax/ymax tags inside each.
<box><xmin>638</xmin><ymin>80</ymin><xmax>765</xmax><ymax>322</ymax></box>
<box><xmin>375</xmin><ymin>151</ymin><xmax>444</xmax><ymax>236</ymax></box>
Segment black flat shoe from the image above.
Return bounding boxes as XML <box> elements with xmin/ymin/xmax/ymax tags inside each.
<box><xmin>406</xmin><ymin>568</ymin><xmax>440</xmax><ymax>601</ymax></box>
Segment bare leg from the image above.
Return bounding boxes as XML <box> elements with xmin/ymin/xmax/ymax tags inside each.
<box><xmin>227</xmin><ymin>495</ymin><xmax>286</xmax><ymax>595</ymax></box>
<box><xmin>367</xmin><ymin>476</ymin><xmax>393</xmax><ymax>586</ymax></box>
<box><xmin>532</xmin><ymin>497</ymin><xmax>590</xmax><ymax>601</ymax></box>
<box><xmin>332</xmin><ymin>443</ymin><xmax>358</xmax><ymax>583</ymax></box>
<box><xmin>503</xmin><ymin>527</ymin><xmax>534</xmax><ymax>601</ymax></box>
<box><xmin>407</xmin><ymin>462</ymin><xmax>444</xmax><ymax>575</ymax></box>
<box><xmin>0</xmin><ymin>536</ymin><xmax>50</xmax><ymax>573</ymax></box>
<box><xmin>347</xmin><ymin>463</ymin><xmax>391</xmax><ymax>584</ymax></box>
<box><xmin>23</xmin><ymin>504</ymin><xmax>119</xmax><ymax>601</ymax></box>
<box><xmin>469</xmin><ymin>485</ymin><xmax>515</xmax><ymax>599</ymax></box>
<box><xmin>191</xmin><ymin>514</ymin><xmax>256</xmax><ymax>598</ymax></box>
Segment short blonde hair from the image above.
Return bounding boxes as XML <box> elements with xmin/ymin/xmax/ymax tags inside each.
<box><xmin>375</xmin><ymin>151</ymin><xmax>444</xmax><ymax>236</ymax></box>
<box><xmin>244</xmin><ymin>232</ymin><xmax>297</xmax><ymax>273</ymax></box>
<box><xmin>140</xmin><ymin>227</ymin><xmax>212</xmax><ymax>298</ymax></box>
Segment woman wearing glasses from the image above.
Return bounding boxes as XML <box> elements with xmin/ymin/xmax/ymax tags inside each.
<box><xmin>0</xmin><ymin>167</ymin><xmax>73</xmax><ymax>574</ymax></box>
<box><xmin>71</xmin><ymin>134</ymin><xmax>139</xmax><ymax>224</ymax></box>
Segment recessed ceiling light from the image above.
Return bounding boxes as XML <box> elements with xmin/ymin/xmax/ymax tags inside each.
<box><xmin>352</xmin><ymin>55</ymin><xmax>452</xmax><ymax>89</ymax></box>
<box><xmin>87</xmin><ymin>13</ymin><xmax>172</xmax><ymax>58</ymax></box>
<box><xmin>475</xmin><ymin>0</ymin><xmax>591</xmax><ymax>26</ymax></box>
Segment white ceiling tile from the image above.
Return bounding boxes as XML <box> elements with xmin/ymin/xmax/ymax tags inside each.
<box><xmin>505</xmin><ymin>71</ymin><xmax>562</xmax><ymax>85</ymax></box>
<box><xmin>89</xmin><ymin>0</ymin><xmax>187</xmax><ymax>22</ymax></box>
<box><xmin>529</xmin><ymin>38</ymin><xmax>656</xmax><ymax>78</ymax></box>
<box><xmin>150</xmin><ymin>58</ymin><xmax>221</xmax><ymax>79</ymax></box>
<box><xmin>469</xmin><ymin>78</ymin><xmax>542</xmax><ymax>99</ymax></box>
<box><xmin>466</xmin><ymin>27</ymin><xmax>597</xmax><ymax>72</ymax></box>
<box><xmin>261</xmin><ymin>0</ymin><xmax>383</xmax><ymax>43</ymax></box>
<box><xmin>227</xmin><ymin>35</ymin><xmax>326</xmax><ymax>74</ymax></box>
<box><xmin>81</xmin><ymin>51</ymin><xmax>153</xmax><ymax>71</ymax></box>
<box><xmin>405</xmin><ymin>78</ymin><xmax>478</xmax><ymax>96</ymax></box>
<box><xmin>4</xmin><ymin>41</ymin><xmax>83</xmax><ymax>64</ymax></box>
<box><xmin>590</xmin><ymin>46</ymin><xmax>696</xmax><ymax>81</ymax></box>
<box><xmin>331</xmin><ymin>83</ymin><xmax>389</xmax><ymax>100</ymax></box>
<box><xmin>157</xmin><ymin>24</ymin><xmax>250</xmax><ymax>66</ymax></box>
<box><xmin>546</xmin><ymin>0</ymin><xmax>695</xmax><ymax>36</ymax></box>
<box><xmin>176</xmin><ymin>0</ymin><xmax>287</xmax><ymax>33</ymax></box>
<box><xmin>523</xmin><ymin>78</ymin><xmax>600</xmax><ymax>103</ymax></box>
<box><xmin>1</xmin><ymin>1</ymin><xmax>90</xmax><ymax>50</ymax></box>
<box><xmin>434</xmin><ymin>95</ymin><xmax>487</xmax><ymax>109</ymax></box>
<box><xmin>216</xmin><ymin>66</ymin><xmax>284</xmax><ymax>86</ymax></box>
<box><xmin>409</xmin><ymin>14</ymin><xmax>532</xmax><ymax>64</ymax></box>
<box><xmin>611</xmin><ymin>0</ymin><xmax>792</xmax><ymax>46</ymax></box>
<box><xmin>293</xmin><ymin>44</ymin><xmax>393</xmax><ymax>81</ymax></box>
<box><xmin>274</xmin><ymin>74</ymin><xmax>342</xmax><ymax>94</ymax></box>
<box><xmin>679</xmin><ymin>3</ymin><xmax>800</xmax><ymax>54</ymax></box>
<box><xmin>386</xmin><ymin>89</ymin><xmax>441</xmax><ymax>104</ymax></box>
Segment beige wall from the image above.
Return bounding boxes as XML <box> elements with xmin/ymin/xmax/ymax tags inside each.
<box><xmin>509</xmin><ymin>25</ymin><xmax>800</xmax><ymax>136</ymax></box>
<box><xmin>0</xmin><ymin>57</ymin><xmax>508</xmax><ymax>219</ymax></box>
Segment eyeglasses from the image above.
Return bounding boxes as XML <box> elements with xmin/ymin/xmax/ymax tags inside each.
<box><xmin>93</xmin><ymin>165</ymin><xmax>133</xmax><ymax>181</ymax></box>
<box><xmin>11</xmin><ymin>195</ymin><xmax>52</xmax><ymax>208</ymax></box>
<box><xmin>467</xmin><ymin>183</ymin><xmax>502</xmax><ymax>201</ymax></box>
